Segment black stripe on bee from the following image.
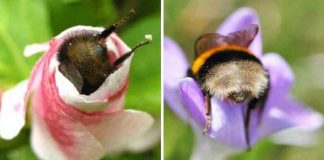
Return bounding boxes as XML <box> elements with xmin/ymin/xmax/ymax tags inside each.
<box><xmin>196</xmin><ymin>49</ymin><xmax>262</xmax><ymax>85</ymax></box>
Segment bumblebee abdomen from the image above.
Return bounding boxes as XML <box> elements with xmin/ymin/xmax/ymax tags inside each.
<box><xmin>192</xmin><ymin>45</ymin><xmax>269</xmax><ymax>103</ymax></box>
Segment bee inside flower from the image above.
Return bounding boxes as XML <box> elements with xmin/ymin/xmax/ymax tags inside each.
<box><xmin>0</xmin><ymin>10</ymin><xmax>155</xmax><ymax>160</ymax></box>
<box><xmin>164</xmin><ymin>7</ymin><xmax>323</xmax><ymax>159</ymax></box>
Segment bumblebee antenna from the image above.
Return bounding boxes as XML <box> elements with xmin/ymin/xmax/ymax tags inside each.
<box><xmin>113</xmin><ymin>35</ymin><xmax>152</xmax><ymax>67</ymax></box>
<box><xmin>98</xmin><ymin>9</ymin><xmax>136</xmax><ymax>39</ymax></box>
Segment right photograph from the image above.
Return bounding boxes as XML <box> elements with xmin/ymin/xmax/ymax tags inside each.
<box><xmin>164</xmin><ymin>0</ymin><xmax>324</xmax><ymax>160</ymax></box>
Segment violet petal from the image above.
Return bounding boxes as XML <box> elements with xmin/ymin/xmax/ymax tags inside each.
<box><xmin>209</xmin><ymin>99</ymin><xmax>249</xmax><ymax>149</ymax></box>
<box><xmin>164</xmin><ymin>37</ymin><xmax>190</xmax><ymax>120</ymax></box>
<box><xmin>259</xmin><ymin>97</ymin><xmax>323</xmax><ymax>138</ymax></box>
<box><xmin>190</xmin><ymin>123</ymin><xmax>239</xmax><ymax>160</ymax></box>
<box><xmin>179</xmin><ymin>78</ymin><xmax>251</xmax><ymax>149</ymax></box>
<box><xmin>178</xmin><ymin>78</ymin><xmax>205</xmax><ymax>127</ymax></box>
<box><xmin>261</xmin><ymin>53</ymin><xmax>294</xmax><ymax>95</ymax></box>
<box><xmin>271</xmin><ymin>127</ymin><xmax>321</xmax><ymax>147</ymax></box>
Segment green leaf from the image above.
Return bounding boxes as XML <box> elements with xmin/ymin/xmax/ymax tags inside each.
<box><xmin>45</xmin><ymin>0</ymin><xmax>117</xmax><ymax>34</ymax></box>
<box><xmin>7</xmin><ymin>144</ymin><xmax>37</xmax><ymax>160</ymax></box>
<box><xmin>0</xmin><ymin>0</ymin><xmax>51</xmax><ymax>83</ymax></box>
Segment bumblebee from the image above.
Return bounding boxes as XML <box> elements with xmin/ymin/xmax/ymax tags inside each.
<box><xmin>57</xmin><ymin>10</ymin><xmax>151</xmax><ymax>95</ymax></box>
<box><xmin>189</xmin><ymin>24</ymin><xmax>269</xmax><ymax>147</ymax></box>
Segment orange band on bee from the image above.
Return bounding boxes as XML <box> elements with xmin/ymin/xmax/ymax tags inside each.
<box><xmin>191</xmin><ymin>45</ymin><xmax>253</xmax><ymax>75</ymax></box>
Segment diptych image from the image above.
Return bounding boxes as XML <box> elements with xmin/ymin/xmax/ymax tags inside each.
<box><xmin>0</xmin><ymin>0</ymin><xmax>323</xmax><ymax>160</ymax></box>
<box><xmin>0</xmin><ymin>0</ymin><xmax>160</xmax><ymax>159</ymax></box>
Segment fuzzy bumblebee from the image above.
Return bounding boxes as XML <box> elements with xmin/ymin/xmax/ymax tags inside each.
<box><xmin>189</xmin><ymin>24</ymin><xmax>269</xmax><ymax>147</ymax></box>
<box><xmin>57</xmin><ymin>10</ymin><xmax>151</xmax><ymax>95</ymax></box>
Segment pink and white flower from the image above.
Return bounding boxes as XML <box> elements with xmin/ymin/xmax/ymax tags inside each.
<box><xmin>0</xmin><ymin>26</ymin><xmax>153</xmax><ymax>160</ymax></box>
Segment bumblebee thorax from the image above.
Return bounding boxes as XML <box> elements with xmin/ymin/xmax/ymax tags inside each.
<box><xmin>66</xmin><ymin>39</ymin><xmax>108</xmax><ymax>65</ymax></box>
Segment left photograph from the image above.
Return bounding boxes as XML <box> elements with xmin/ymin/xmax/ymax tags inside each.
<box><xmin>0</xmin><ymin>0</ymin><xmax>161</xmax><ymax>159</ymax></box>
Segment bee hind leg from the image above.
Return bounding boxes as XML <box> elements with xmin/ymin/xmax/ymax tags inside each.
<box><xmin>203</xmin><ymin>95</ymin><xmax>211</xmax><ymax>135</ymax></box>
<box><xmin>244</xmin><ymin>104</ymin><xmax>253</xmax><ymax>150</ymax></box>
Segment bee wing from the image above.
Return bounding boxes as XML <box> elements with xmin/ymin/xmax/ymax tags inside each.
<box><xmin>58</xmin><ymin>63</ymin><xmax>84</xmax><ymax>93</ymax></box>
<box><xmin>195</xmin><ymin>33</ymin><xmax>226</xmax><ymax>56</ymax></box>
<box><xmin>195</xmin><ymin>24</ymin><xmax>258</xmax><ymax>55</ymax></box>
<box><xmin>225</xmin><ymin>24</ymin><xmax>259</xmax><ymax>48</ymax></box>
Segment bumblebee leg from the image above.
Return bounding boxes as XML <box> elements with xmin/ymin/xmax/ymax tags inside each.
<box><xmin>98</xmin><ymin>10</ymin><xmax>136</xmax><ymax>39</ymax></box>
<box><xmin>244</xmin><ymin>104</ymin><xmax>253</xmax><ymax>150</ymax></box>
<box><xmin>203</xmin><ymin>95</ymin><xmax>211</xmax><ymax>134</ymax></box>
<box><xmin>257</xmin><ymin>79</ymin><xmax>270</xmax><ymax>126</ymax></box>
<box><xmin>244</xmin><ymin>79</ymin><xmax>270</xmax><ymax>150</ymax></box>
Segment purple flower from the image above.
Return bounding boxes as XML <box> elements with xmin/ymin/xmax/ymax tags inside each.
<box><xmin>164</xmin><ymin>7</ymin><xmax>323</xmax><ymax>153</ymax></box>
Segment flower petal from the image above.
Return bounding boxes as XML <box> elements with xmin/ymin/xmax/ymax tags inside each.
<box><xmin>55</xmin><ymin>54</ymin><xmax>131</xmax><ymax>112</ymax></box>
<box><xmin>125</xmin><ymin>120</ymin><xmax>161</xmax><ymax>153</ymax></box>
<box><xmin>190</xmin><ymin>124</ymin><xmax>239</xmax><ymax>160</ymax></box>
<box><xmin>28</xmin><ymin>25</ymin><xmax>154</xmax><ymax>159</ymax></box>
<box><xmin>179</xmin><ymin>78</ymin><xmax>252</xmax><ymax>149</ymax></box>
<box><xmin>23</xmin><ymin>42</ymin><xmax>49</xmax><ymax>57</ymax></box>
<box><xmin>259</xmin><ymin>97</ymin><xmax>323</xmax><ymax>137</ymax></box>
<box><xmin>209</xmin><ymin>99</ymin><xmax>249</xmax><ymax>149</ymax></box>
<box><xmin>0</xmin><ymin>80</ymin><xmax>28</xmax><ymax>139</ymax></box>
<box><xmin>0</xmin><ymin>45</ymin><xmax>49</xmax><ymax>140</ymax></box>
<box><xmin>217</xmin><ymin>7</ymin><xmax>262</xmax><ymax>57</ymax></box>
<box><xmin>178</xmin><ymin>78</ymin><xmax>205</xmax><ymax>127</ymax></box>
<box><xmin>88</xmin><ymin>109</ymin><xmax>154</xmax><ymax>154</ymax></box>
<box><xmin>31</xmin><ymin>105</ymin><xmax>76</xmax><ymax>160</ymax></box>
<box><xmin>261</xmin><ymin>53</ymin><xmax>294</xmax><ymax>94</ymax></box>
<box><xmin>281</xmin><ymin>100</ymin><xmax>323</xmax><ymax>131</ymax></box>
<box><xmin>32</xmin><ymin>106</ymin><xmax>153</xmax><ymax>159</ymax></box>
<box><xmin>271</xmin><ymin>127</ymin><xmax>321</xmax><ymax>147</ymax></box>
<box><xmin>164</xmin><ymin>37</ymin><xmax>190</xmax><ymax>120</ymax></box>
<box><xmin>53</xmin><ymin>28</ymin><xmax>131</xmax><ymax>113</ymax></box>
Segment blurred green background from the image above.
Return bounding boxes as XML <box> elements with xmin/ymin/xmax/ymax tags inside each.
<box><xmin>0</xmin><ymin>0</ymin><xmax>160</xmax><ymax>159</ymax></box>
<box><xmin>165</xmin><ymin>0</ymin><xmax>324</xmax><ymax>160</ymax></box>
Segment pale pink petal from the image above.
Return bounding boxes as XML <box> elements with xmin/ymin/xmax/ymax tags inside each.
<box><xmin>0</xmin><ymin>47</ymin><xmax>49</xmax><ymax>140</ymax></box>
<box><xmin>54</xmin><ymin>56</ymin><xmax>131</xmax><ymax>112</ymax></box>
<box><xmin>88</xmin><ymin>109</ymin><xmax>154</xmax><ymax>154</ymax></box>
<box><xmin>23</xmin><ymin>42</ymin><xmax>49</xmax><ymax>57</ymax></box>
<box><xmin>50</xmin><ymin>27</ymin><xmax>131</xmax><ymax>113</ymax></box>
<box><xmin>125</xmin><ymin>121</ymin><xmax>161</xmax><ymax>153</ymax></box>
<box><xmin>0</xmin><ymin>80</ymin><xmax>28</xmax><ymax>139</ymax></box>
<box><xmin>31</xmin><ymin>107</ymin><xmax>153</xmax><ymax>159</ymax></box>
<box><xmin>31</xmin><ymin>114</ymin><xmax>67</xmax><ymax>160</ymax></box>
<box><xmin>33</xmin><ymin>67</ymin><xmax>153</xmax><ymax>159</ymax></box>
<box><xmin>31</xmin><ymin>101</ymin><xmax>106</xmax><ymax>160</ymax></box>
